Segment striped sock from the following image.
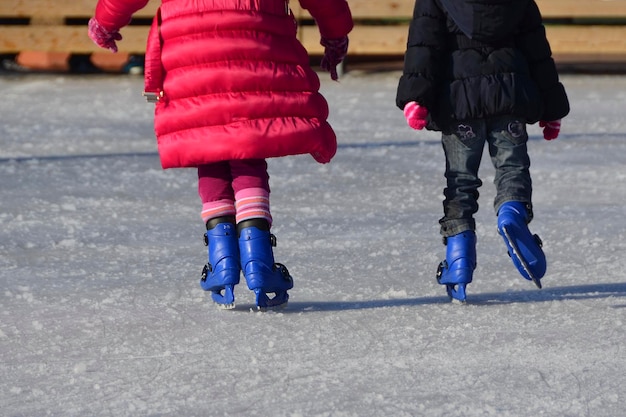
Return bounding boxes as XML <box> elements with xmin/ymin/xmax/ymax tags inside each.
<box><xmin>201</xmin><ymin>199</ymin><xmax>236</xmax><ymax>225</ymax></box>
<box><xmin>235</xmin><ymin>188</ymin><xmax>272</xmax><ymax>226</ymax></box>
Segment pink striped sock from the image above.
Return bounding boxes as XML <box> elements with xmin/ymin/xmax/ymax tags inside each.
<box><xmin>235</xmin><ymin>188</ymin><xmax>272</xmax><ymax>226</ymax></box>
<box><xmin>201</xmin><ymin>199</ymin><xmax>236</xmax><ymax>224</ymax></box>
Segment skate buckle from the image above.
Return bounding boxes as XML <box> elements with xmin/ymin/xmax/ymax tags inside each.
<box><xmin>201</xmin><ymin>263</ymin><xmax>212</xmax><ymax>281</ymax></box>
<box><xmin>435</xmin><ymin>261</ymin><xmax>446</xmax><ymax>283</ymax></box>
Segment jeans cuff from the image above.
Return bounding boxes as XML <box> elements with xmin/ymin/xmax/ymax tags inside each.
<box><xmin>439</xmin><ymin>219</ymin><xmax>475</xmax><ymax>237</ymax></box>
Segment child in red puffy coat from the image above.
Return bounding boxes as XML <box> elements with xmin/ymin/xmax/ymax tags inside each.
<box><xmin>89</xmin><ymin>0</ymin><xmax>353</xmax><ymax>309</ymax></box>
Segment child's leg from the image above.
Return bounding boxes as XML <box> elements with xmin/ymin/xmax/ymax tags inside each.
<box><xmin>231</xmin><ymin>159</ymin><xmax>272</xmax><ymax>226</ymax></box>
<box><xmin>197</xmin><ymin>162</ymin><xmax>239</xmax><ymax>308</ymax></box>
<box><xmin>198</xmin><ymin>162</ymin><xmax>236</xmax><ymax>223</ymax></box>
<box><xmin>439</xmin><ymin>121</ymin><xmax>486</xmax><ymax>237</ymax></box>
<box><xmin>437</xmin><ymin>121</ymin><xmax>486</xmax><ymax>302</ymax></box>
<box><xmin>487</xmin><ymin>117</ymin><xmax>545</xmax><ymax>286</ymax></box>
<box><xmin>487</xmin><ymin>117</ymin><xmax>532</xmax><ymax>211</ymax></box>
<box><xmin>230</xmin><ymin>159</ymin><xmax>293</xmax><ymax>309</ymax></box>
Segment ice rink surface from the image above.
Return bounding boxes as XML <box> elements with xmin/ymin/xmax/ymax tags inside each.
<box><xmin>1</xmin><ymin>70</ymin><xmax>626</xmax><ymax>416</ymax></box>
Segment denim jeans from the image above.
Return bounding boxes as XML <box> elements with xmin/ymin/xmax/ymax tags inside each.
<box><xmin>439</xmin><ymin>116</ymin><xmax>533</xmax><ymax>237</ymax></box>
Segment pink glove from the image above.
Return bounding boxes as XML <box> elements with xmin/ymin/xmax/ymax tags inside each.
<box><xmin>88</xmin><ymin>18</ymin><xmax>122</xmax><ymax>53</ymax></box>
<box><xmin>403</xmin><ymin>102</ymin><xmax>429</xmax><ymax>130</ymax></box>
<box><xmin>539</xmin><ymin>119</ymin><xmax>561</xmax><ymax>140</ymax></box>
<box><xmin>320</xmin><ymin>36</ymin><xmax>349</xmax><ymax>81</ymax></box>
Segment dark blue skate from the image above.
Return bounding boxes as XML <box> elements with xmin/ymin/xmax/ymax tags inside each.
<box><xmin>200</xmin><ymin>221</ymin><xmax>241</xmax><ymax>309</ymax></box>
<box><xmin>238</xmin><ymin>223</ymin><xmax>293</xmax><ymax>310</ymax></box>
<box><xmin>436</xmin><ymin>231</ymin><xmax>476</xmax><ymax>303</ymax></box>
<box><xmin>497</xmin><ymin>202</ymin><xmax>546</xmax><ymax>288</ymax></box>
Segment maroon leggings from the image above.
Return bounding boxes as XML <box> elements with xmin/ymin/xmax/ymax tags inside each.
<box><xmin>197</xmin><ymin>159</ymin><xmax>270</xmax><ymax>204</ymax></box>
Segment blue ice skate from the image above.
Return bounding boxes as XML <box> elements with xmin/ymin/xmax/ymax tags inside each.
<box><xmin>497</xmin><ymin>201</ymin><xmax>546</xmax><ymax>288</ymax></box>
<box><xmin>437</xmin><ymin>230</ymin><xmax>476</xmax><ymax>303</ymax></box>
<box><xmin>238</xmin><ymin>222</ymin><xmax>293</xmax><ymax>310</ymax></box>
<box><xmin>200</xmin><ymin>220</ymin><xmax>241</xmax><ymax>309</ymax></box>
<box><xmin>436</xmin><ymin>231</ymin><xmax>476</xmax><ymax>303</ymax></box>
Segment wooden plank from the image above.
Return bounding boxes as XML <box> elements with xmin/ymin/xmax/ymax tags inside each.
<box><xmin>545</xmin><ymin>25</ymin><xmax>626</xmax><ymax>55</ymax></box>
<box><xmin>0</xmin><ymin>0</ymin><xmax>158</xmax><ymax>18</ymax></box>
<box><xmin>15</xmin><ymin>50</ymin><xmax>131</xmax><ymax>71</ymax></box>
<box><xmin>3</xmin><ymin>24</ymin><xmax>626</xmax><ymax>59</ymax></box>
<box><xmin>0</xmin><ymin>26</ymin><xmax>150</xmax><ymax>53</ymax></box>
<box><xmin>291</xmin><ymin>0</ymin><xmax>413</xmax><ymax>19</ymax></box>
<box><xmin>300</xmin><ymin>25</ymin><xmax>408</xmax><ymax>55</ymax></box>
<box><xmin>300</xmin><ymin>24</ymin><xmax>626</xmax><ymax>61</ymax></box>
<box><xmin>292</xmin><ymin>0</ymin><xmax>626</xmax><ymax>19</ymax></box>
<box><xmin>536</xmin><ymin>0</ymin><xmax>626</xmax><ymax>18</ymax></box>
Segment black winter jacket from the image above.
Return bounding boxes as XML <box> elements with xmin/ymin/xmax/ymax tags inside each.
<box><xmin>396</xmin><ymin>0</ymin><xmax>570</xmax><ymax>131</ymax></box>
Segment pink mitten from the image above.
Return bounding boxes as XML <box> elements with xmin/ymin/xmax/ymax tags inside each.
<box><xmin>539</xmin><ymin>119</ymin><xmax>561</xmax><ymax>140</ymax></box>
<box><xmin>88</xmin><ymin>18</ymin><xmax>122</xmax><ymax>53</ymax></box>
<box><xmin>320</xmin><ymin>36</ymin><xmax>349</xmax><ymax>81</ymax></box>
<box><xmin>403</xmin><ymin>102</ymin><xmax>429</xmax><ymax>130</ymax></box>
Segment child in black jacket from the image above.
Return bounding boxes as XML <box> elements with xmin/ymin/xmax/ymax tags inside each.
<box><xmin>396</xmin><ymin>0</ymin><xmax>569</xmax><ymax>302</ymax></box>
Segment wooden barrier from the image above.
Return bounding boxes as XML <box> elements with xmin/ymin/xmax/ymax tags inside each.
<box><xmin>0</xmin><ymin>0</ymin><xmax>157</xmax><ymax>54</ymax></box>
<box><xmin>293</xmin><ymin>0</ymin><xmax>626</xmax><ymax>63</ymax></box>
<box><xmin>2</xmin><ymin>0</ymin><xmax>626</xmax><ymax>66</ymax></box>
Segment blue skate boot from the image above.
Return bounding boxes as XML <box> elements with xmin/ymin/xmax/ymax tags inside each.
<box><xmin>497</xmin><ymin>201</ymin><xmax>546</xmax><ymax>288</ymax></box>
<box><xmin>200</xmin><ymin>217</ymin><xmax>241</xmax><ymax>309</ymax></box>
<box><xmin>436</xmin><ymin>231</ymin><xmax>477</xmax><ymax>303</ymax></box>
<box><xmin>238</xmin><ymin>219</ymin><xmax>293</xmax><ymax>310</ymax></box>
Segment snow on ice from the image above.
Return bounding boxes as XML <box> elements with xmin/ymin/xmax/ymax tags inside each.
<box><xmin>1</xmin><ymin>71</ymin><xmax>626</xmax><ymax>416</ymax></box>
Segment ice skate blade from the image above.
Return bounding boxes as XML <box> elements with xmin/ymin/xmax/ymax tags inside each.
<box><xmin>210</xmin><ymin>285</ymin><xmax>236</xmax><ymax>307</ymax></box>
<box><xmin>255</xmin><ymin>290</ymin><xmax>289</xmax><ymax>311</ymax></box>
<box><xmin>256</xmin><ymin>301</ymin><xmax>288</xmax><ymax>312</ymax></box>
<box><xmin>215</xmin><ymin>302</ymin><xmax>236</xmax><ymax>310</ymax></box>
<box><xmin>445</xmin><ymin>284</ymin><xmax>467</xmax><ymax>303</ymax></box>
<box><xmin>502</xmin><ymin>226</ymin><xmax>542</xmax><ymax>289</ymax></box>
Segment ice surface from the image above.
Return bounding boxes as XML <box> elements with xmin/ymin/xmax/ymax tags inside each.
<box><xmin>1</xmin><ymin>71</ymin><xmax>626</xmax><ymax>416</ymax></box>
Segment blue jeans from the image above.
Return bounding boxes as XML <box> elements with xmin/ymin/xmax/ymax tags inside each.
<box><xmin>439</xmin><ymin>116</ymin><xmax>533</xmax><ymax>237</ymax></box>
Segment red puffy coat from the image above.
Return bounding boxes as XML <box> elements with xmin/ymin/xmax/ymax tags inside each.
<box><xmin>94</xmin><ymin>0</ymin><xmax>353</xmax><ymax>168</ymax></box>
